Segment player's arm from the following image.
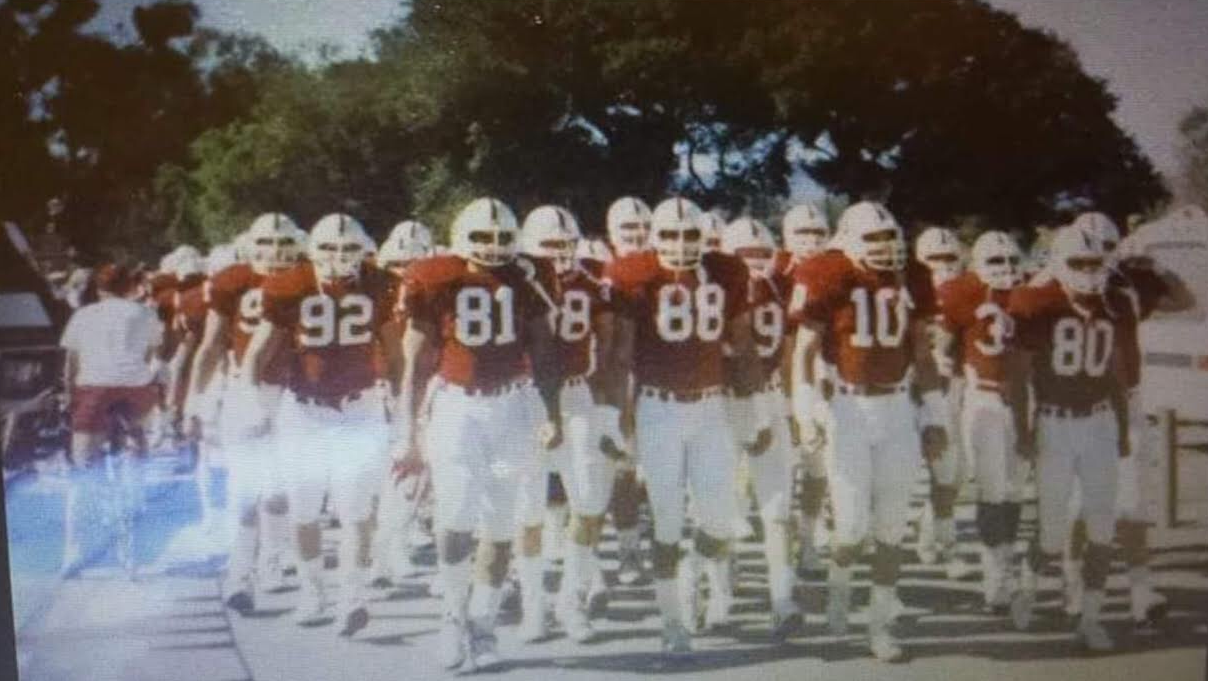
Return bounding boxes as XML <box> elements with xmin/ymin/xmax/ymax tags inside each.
<box><xmin>605</xmin><ymin>315</ymin><xmax>636</xmax><ymax>439</ymax></box>
<box><xmin>911</xmin><ymin>317</ymin><xmax>948</xmax><ymax>461</ymax></box>
<box><xmin>188</xmin><ymin>310</ymin><xmax>229</xmax><ymax>401</ymax></box>
<box><xmin>525</xmin><ymin>310</ymin><xmax>563</xmax><ymax>450</ymax></box>
<box><xmin>1153</xmin><ymin>269</ymin><xmax>1196</xmax><ymax>313</ymax></box>
<box><xmin>727</xmin><ymin>310</ymin><xmax>772</xmax><ymax>454</ymax></box>
<box><xmin>1006</xmin><ymin>347</ymin><xmax>1035</xmax><ymax>460</ymax></box>
<box><xmin>1109</xmin><ymin>339</ymin><xmax>1131</xmax><ymax>458</ymax></box>
<box><xmin>587</xmin><ymin>310</ymin><xmax>615</xmax><ymax>404</ymax></box>
<box><xmin>244</xmin><ymin>319</ymin><xmax>287</xmax><ymax>389</ymax></box>
<box><xmin>393</xmin><ymin>317</ymin><xmax>433</xmax><ymax>470</ymax></box>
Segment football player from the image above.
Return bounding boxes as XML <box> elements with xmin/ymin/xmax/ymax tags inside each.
<box><xmin>1007</xmin><ymin>222</ymin><xmax>1133</xmax><ymax>651</ymax></box>
<box><xmin>1062</xmin><ymin>212</ymin><xmax>1194</xmax><ymax>628</ymax></box>
<box><xmin>603</xmin><ymin>196</ymin><xmax>655</xmax><ymax>586</ymax></box>
<box><xmin>190</xmin><ymin>214</ymin><xmax>306</xmax><ymax>614</ymax></box>
<box><xmin>779</xmin><ymin>202</ymin><xmax>832</xmax><ymax>573</ymax></box>
<box><xmin>788</xmin><ymin>201</ymin><xmax>947</xmax><ymax>662</ymax></box>
<box><xmin>153</xmin><ymin>245</ymin><xmax>207</xmax><ymax>447</ymax></box>
<box><xmin>935</xmin><ymin>231</ymin><xmax>1027</xmax><ymax>612</ymax></box>
<box><xmin>913</xmin><ymin>226</ymin><xmax>971</xmax><ymax>578</ymax></box>
<box><xmin>392</xmin><ymin>198</ymin><xmax>563</xmax><ymax>672</ymax></box>
<box><xmin>244</xmin><ymin>213</ymin><xmax>398</xmax><ymax>638</ymax></box>
<box><xmin>369</xmin><ymin>219</ymin><xmax>436</xmax><ymax>589</ymax></box>
<box><xmin>604</xmin><ymin>197</ymin><xmax>765</xmax><ymax>656</ymax></box>
<box><xmin>513</xmin><ymin>205</ymin><xmax>618</xmax><ymax>644</ymax></box>
<box><xmin>721</xmin><ymin>216</ymin><xmax>804</xmax><ymax>640</ymax></box>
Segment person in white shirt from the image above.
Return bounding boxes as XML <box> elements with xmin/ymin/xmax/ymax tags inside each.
<box><xmin>58</xmin><ymin>263</ymin><xmax>163</xmax><ymax>577</ymax></box>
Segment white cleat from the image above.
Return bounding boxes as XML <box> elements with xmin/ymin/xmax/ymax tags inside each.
<box><xmin>661</xmin><ymin>621</ymin><xmax>693</xmax><ymax>657</ymax></box>
<box><xmin>466</xmin><ymin>622</ymin><xmax>503</xmax><ymax>672</ymax></box>
<box><xmin>519</xmin><ymin>606</ymin><xmax>551</xmax><ymax>643</ymax></box>
<box><xmin>704</xmin><ymin>587</ymin><xmax>732</xmax><ymax>630</ymax></box>
<box><xmin>869</xmin><ymin>626</ymin><xmax>905</xmax><ymax>663</ymax></box>
<box><xmin>439</xmin><ymin>612</ymin><xmax>467</xmax><ymax>670</ymax></box>
<box><xmin>1131</xmin><ymin>584</ymin><xmax>1169</xmax><ymax>628</ymax></box>
<box><xmin>827</xmin><ymin>583</ymin><xmax>851</xmax><ymax>636</ymax></box>
<box><xmin>1076</xmin><ymin>617</ymin><xmax>1115</xmax><ymax>653</ymax></box>
<box><xmin>294</xmin><ymin>582</ymin><xmax>331</xmax><ymax>626</ymax></box>
<box><xmin>558</xmin><ymin>600</ymin><xmax>595</xmax><ymax>644</ymax></box>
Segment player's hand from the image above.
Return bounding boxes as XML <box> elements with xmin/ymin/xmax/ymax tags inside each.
<box><xmin>921</xmin><ymin>426</ymin><xmax>947</xmax><ymax>462</ymax></box>
<box><xmin>820</xmin><ymin>378</ymin><xmax>834</xmax><ymax>402</ymax></box>
<box><xmin>599</xmin><ymin>434</ymin><xmax>628</xmax><ymax>461</ymax></box>
<box><xmin>745</xmin><ymin>427</ymin><xmax>773</xmax><ymax>457</ymax></box>
<box><xmin>620</xmin><ymin>409</ymin><xmax>635</xmax><ymax>441</ymax></box>
<box><xmin>1118</xmin><ymin>433</ymin><xmax>1132</xmax><ymax>459</ymax></box>
<box><xmin>787</xmin><ymin>416</ymin><xmax>802</xmax><ymax>447</ymax></box>
<box><xmin>539</xmin><ymin>418</ymin><xmax>563</xmax><ymax>451</ymax></box>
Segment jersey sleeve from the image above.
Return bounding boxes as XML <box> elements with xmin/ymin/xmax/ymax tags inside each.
<box><xmin>707</xmin><ymin>252</ymin><xmax>751</xmax><ymax>320</ymax></box>
<box><xmin>907</xmin><ymin>261</ymin><xmax>939</xmax><ymax>317</ymax></box>
<box><xmin>601</xmin><ymin>257</ymin><xmax>646</xmax><ymax>320</ymax></box>
<box><xmin>207</xmin><ymin>266</ymin><xmax>244</xmax><ymax>318</ymax></box>
<box><xmin>261</xmin><ymin>268</ymin><xmax>306</xmax><ymax>328</ymax></box>
<box><xmin>789</xmin><ymin>252</ymin><xmax>850</xmax><ymax>325</ymax></box>
<box><xmin>1126</xmin><ymin>266</ymin><xmax>1170</xmax><ymax>320</ymax></box>
<box><xmin>399</xmin><ymin>258</ymin><xmax>451</xmax><ymax>326</ymax></box>
<box><xmin>937</xmin><ymin>276</ymin><xmax>975</xmax><ymax>334</ymax></box>
<box><xmin>1007</xmin><ymin>284</ymin><xmax>1055</xmax><ymax>351</ymax></box>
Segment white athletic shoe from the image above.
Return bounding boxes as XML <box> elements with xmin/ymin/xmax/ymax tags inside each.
<box><xmin>466</xmin><ymin>622</ymin><xmax>502</xmax><ymax>672</ymax></box>
<box><xmin>439</xmin><ymin>611</ymin><xmax>467</xmax><ymax>670</ymax></box>
<box><xmin>704</xmin><ymin>585</ymin><xmax>732</xmax><ymax>630</ymax></box>
<box><xmin>869</xmin><ymin>625</ymin><xmax>905</xmax><ymax>663</ymax></box>
<box><xmin>661</xmin><ymin>621</ymin><xmax>693</xmax><ymax>657</ymax></box>
<box><xmin>558</xmin><ymin>598</ymin><xmax>595</xmax><ymax>644</ymax></box>
<box><xmin>519</xmin><ymin>601</ymin><xmax>551</xmax><ymax>643</ymax></box>
<box><xmin>1130</xmin><ymin>583</ymin><xmax>1169</xmax><ymax>627</ymax></box>
<box><xmin>294</xmin><ymin>581</ymin><xmax>331</xmax><ymax>626</ymax></box>
<box><xmin>827</xmin><ymin>582</ymin><xmax>850</xmax><ymax>636</ymax></box>
<box><xmin>1076</xmin><ymin>617</ymin><xmax>1114</xmax><ymax>652</ymax></box>
<box><xmin>1063</xmin><ymin>560</ymin><xmax>1084</xmax><ymax>618</ymax></box>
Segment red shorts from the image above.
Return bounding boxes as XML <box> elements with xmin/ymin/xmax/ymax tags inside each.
<box><xmin>71</xmin><ymin>384</ymin><xmax>159</xmax><ymax>434</ymax></box>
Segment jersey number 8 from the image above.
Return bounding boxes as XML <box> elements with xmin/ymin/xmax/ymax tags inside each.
<box><xmin>455</xmin><ymin>286</ymin><xmax>517</xmax><ymax>347</ymax></box>
<box><xmin>656</xmin><ymin>283</ymin><xmax>724</xmax><ymax>343</ymax></box>
<box><xmin>1052</xmin><ymin>317</ymin><xmax>1113</xmax><ymax>377</ymax></box>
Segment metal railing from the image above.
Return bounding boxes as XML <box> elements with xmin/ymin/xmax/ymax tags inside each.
<box><xmin>1157</xmin><ymin>409</ymin><xmax>1208</xmax><ymax>528</ymax></box>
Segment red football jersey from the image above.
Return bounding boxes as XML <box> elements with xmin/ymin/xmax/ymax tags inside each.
<box><xmin>207</xmin><ymin>263</ymin><xmax>291</xmax><ymax>386</ymax></box>
<box><xmin>262</xmin><ymin>263</ymin><xmax>399</xmax><ymax>401</ymax></box>
<box><xmin>550</xmin><ymin>260</ymin><xmax>611</xmax><ymax>379</ymax></box>
<box><xmin>606</xmin><ymin>251</ymin><xmax>749</xmax><ymax>392</ymax></box>
<box><xmin>746</xmin><ymin>271</ymin><xmax>793</xmax><ymax>383</ymax></box>
<box><xmin>789</xmin><ymin>251</ymin><xmax>936</xmax><ymax>386</ymax></box>
<box><xmin>401</xmin><ymin>255</ymin><xmax>556</xmax><ymax>389</ymax></box>
<box><xmin>1111</xmin><ymin>266</ymin><xmax>1169</xmax><ymax>389</ymax></box>
<box><xmin>1008</xmin><ymin>280</ymin><xmax>1133</xmax><ymax>409</ymax></box>
<box><xmin>175</xmin><ymin>283</ymin><xmax>208</xmax><ymax>338</ymax></box>
<box><xmin>937</xmin><ymin>272</ymin><xmax>1014</xmax><ymax>387</ymax></box>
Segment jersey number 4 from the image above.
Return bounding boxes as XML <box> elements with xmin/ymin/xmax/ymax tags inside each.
<box><xmin>299</xmin><ymin>294</ymin><xmax>373</xmax><ymax>347</ymax></box>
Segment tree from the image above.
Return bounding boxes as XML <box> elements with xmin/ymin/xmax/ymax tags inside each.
<box><xmin>1177</xmin><ymin>106</ymin><xmax>1208</xmax><ymax>208</ymax></box>
<box><xmin>186</xmin><ymin>0</ymin><xmax>1168</xmax><ymax>244</ymax></box>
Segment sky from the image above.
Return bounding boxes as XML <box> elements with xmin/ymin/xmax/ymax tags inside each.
<box><xmin>87</xmin><ymin>0</ymin><xmax>1208</xmax><ymax>191</ymax></box>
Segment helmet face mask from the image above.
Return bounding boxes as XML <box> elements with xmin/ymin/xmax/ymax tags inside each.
<box><xmin>1051</xmin><ymin>225</ymin><xmax>1109</xmax><ymax>295</ymax></box>
<box><xmin>782</xmin><ymin>202</ymin><xmax>830</xmax><ymax>257</ymax></box>
<box><xmin>699</xmin><ymin>213</ymin><xmax>725</xmax><ymax>254</ymax></box>
<box><xmin>722</xmin><ymin>217</ymin><xmax>776</xmax><ymax>277</ymax></box>
<box><xmin>246</xmin><ymin>213</ymin><xmax>302</xmax><ymax>274</ymax></box>
<box><xmin>971</xmin><ymin>231</ymin><xmax>1023</xmax><ymax>290</ymax></box>
<box><xmin>308</xmin><ymin>213</ymin><xmax>369</xmax><ymax>281</ymax></box>
<box><xmin>451</xmin><ymin>198</ymin><xmax>519</xmax><ymax>268</ymax></box>
<box><xmin>838</xmin><ymin>202</ymin><xmax>907</xmax><ymax>272</ymax></box>
<box><xmin>521</xmin><ymin>206</ymin><xmax>580</xmax><ymax>274</ymax></box>
<box><xmin>607</xmin><ymin>197</ymin><xmax>652</xmax><ymax>257</ymax></box>
<box><xmin>1071</xmin><ymin>212</ymin><xmax>1120</xmax><ymax>269</ymax></box>
<box><xmin>651</xmin><ymin>198</ymin><xmax>704</xmax><ymax>271</ymax></box>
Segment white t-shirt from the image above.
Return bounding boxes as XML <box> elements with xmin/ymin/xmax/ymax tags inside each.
<box><xmin>61</xmin><ymin>297</ymin><xmax>164</xmax><ymax>387</ymax></box>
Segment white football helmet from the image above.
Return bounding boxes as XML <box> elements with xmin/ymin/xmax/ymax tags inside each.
<box><xmin>837</xmin><ymin>201</ymin><xmax>907</xmax><ymax>271</ymax></box>
<box><xmin>699</xmin><ymin>211</ymin><xmax>725</xmax><ymax>253</ymax></box>
<box><xmin>245</xmin><ymin>212</ymin><xmax>303</xmax><ymax>274</ymax></box>
<box><xmin>308</xmin><ymin>213</ymin><xmax>369</xmax><ymax>281</ymax></box>
<box><xmin>575</xmin><ymin>237</ymin><xmax>613</xmax><ymax>263</ymax></box>
<box><xmin>1070</xmin><ymin>211</ymin><xmax>1120</xmax><ymax>266</ymax></box>
<box><xmin>170</xmin><ymin>245</ymin><xmax>204</xmax><ymax>279</ymax></box>
<box><xmin>971</xmin><ymin>231</ymin><xmax>1023</xmax><ymax>290</ymax></box>
<box><xmin>915</xmin><ymin>226</ymin><xmax>964</xmax><ymax>285</ymax></box>
<box><xmin>379</xmin><ymin>220</ymin><xmax>434</xmax><ymax>268</ymax></box>
<box><xmin>782</xmin><ymin>202</ymin><xmax>830</xmax><ymax>257</ymax></box>
<box><xmin>722</xmin><ymin>217</ymin><xmax>776</xmax><ymax>277</ymax></box>
<box><xmin>606</xmin><ymin>196</ymin><xmax>653</xmax><ymax>256</ymax></box>
<box><xmin>650</xmin><ymin>197</ymin><xmax>704</xmax><ymax>271</ymax></box>
<box><xmin>206</xmin><ymin>243</ymin><xmax>239</xmax><ymax>276</ymax></box>
<box><xmin>1050</xmin><ymin>223</ymin><xmax>1109</xmax><ymax>295</ymax></box>
<box><xmin>233</xmin><ymin>232</ymin><xmax>253</xmax><ymax>263</ymax></box>
<box><xmin>521</xmin><ymin>205</ymin><xmax>581</xmax><ymax>274</ymax></box>
<box><xmin>450</xmin><ymin>197</ymin><xmax>519</xmax><ymax>267</ymax></box>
